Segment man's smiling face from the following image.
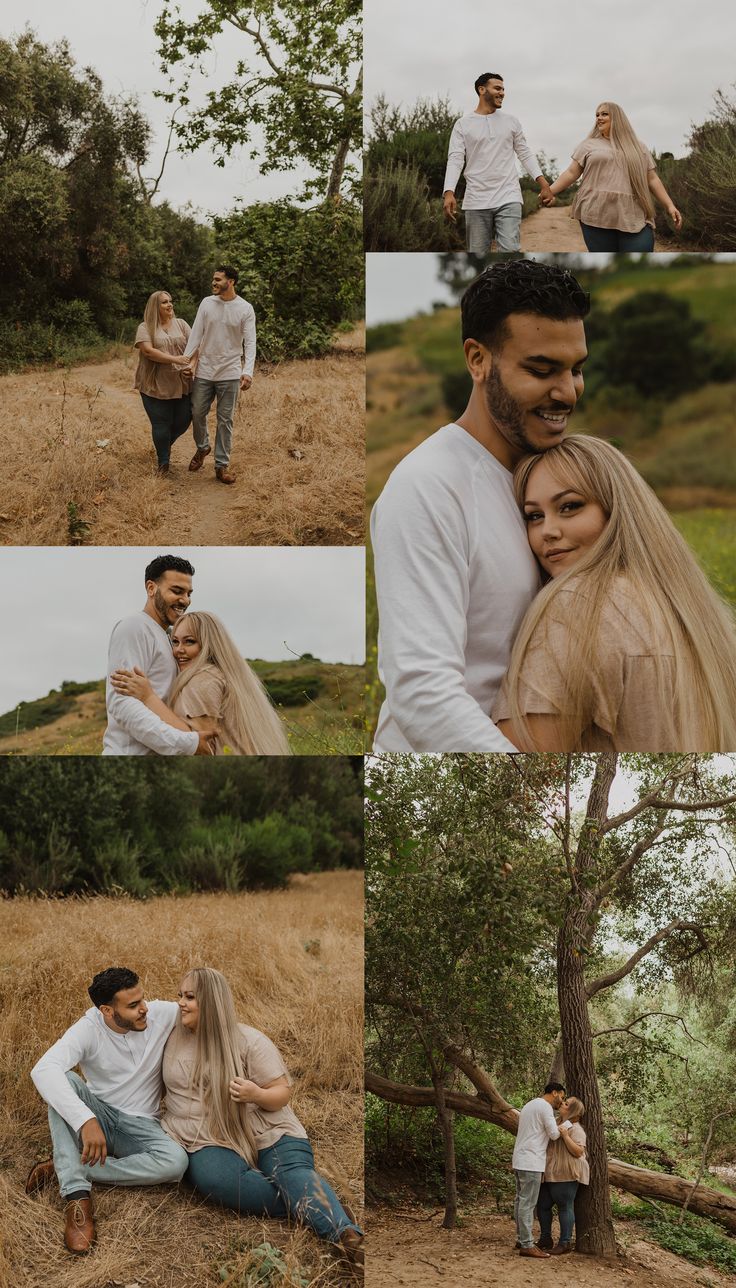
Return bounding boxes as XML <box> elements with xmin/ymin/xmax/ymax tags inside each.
<box><xmin>145</xmin><ymin>570</ymin><xmax>193</xmax><ymax>629</ymax></box>
<box><xmin>481</xmin><ymin>313</ymin><xmax>588</xmax><ymax>464</ymax></box>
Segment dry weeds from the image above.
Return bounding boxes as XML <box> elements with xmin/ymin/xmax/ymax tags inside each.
<box><xmin>0</xmin><ymin>333</ymin><xmax>365</xmax><ymax>548</ymax></box>
<box><xmin>0</xmin><ymin>871</ymin><xmax>364</xmax><ymax>1286</ymax></box>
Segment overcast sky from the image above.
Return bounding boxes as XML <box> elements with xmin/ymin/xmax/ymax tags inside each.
<box><xmin>367</xmin><ymin>253</ymin><xmax>736</xmax><ymax>325</ymax></box>
<box><xmin>2</xmin><ymin>0</ymin><xmax>314</xmax><ymax>215</ymax></box>
<box><xmin>1</xmin><ymin>547</ymin><xmax>365</xmax><ymax>712</ymax></box>
<box><xmin>365</xmin><ymin>0</ymin><xmax>736</xmax><ymax>166</ymax></box>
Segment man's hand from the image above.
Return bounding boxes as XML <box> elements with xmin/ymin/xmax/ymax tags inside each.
<box><xmin>539</xmin><ymin>191</ymin><xmax>556</xmax><ymax>207</ymax></box>
<box><xmin>80</xmin><ymin>1118</ymin><xmax>107</xmax><ymax>1166</ymax></box>
<box><xmin>240</xmin><ymin>374</ymin><xmax>252</xmax><ymax>392</ymax></box>
<box><xmin>443</xmin><ymin>191</ymin><xmax>457</xmax><ymax>223</ymax></box>
<box><xmin>195</xmin><ymin>729</ymin><xmax>217</xmax><ymax>755</ymax></box>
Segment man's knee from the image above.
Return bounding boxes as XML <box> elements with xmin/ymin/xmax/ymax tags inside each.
<box><xmin>154</xmin><ymin>1138</ymin><xmax>189</xmax><ymax>1182</ymax></box>
<box><xmin>65</xmin><ymin>1071</ymin><xmax>87</xmax><ymax>1095</ymax></box>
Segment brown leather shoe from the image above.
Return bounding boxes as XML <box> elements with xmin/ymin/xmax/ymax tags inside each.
<box><xmin>25</xmin><ymin>1158</ymin><xmax>55</xmax><ymax>1195</ymax></box>
<box><xmin>340</xmin><ymin>1229</ymin><xmax>364</xmax><ymax>1267</ymax></box>
<box><xmin>520</xmin><ymin>1245</ymin><xmax>551</xmax><ymax>1258</ymax></box>
<box><xmin>215</xmin><ymin>465</ymin><xmax>236</xmax><ymax>484</ymax></box>
<box><xmin>64</xmin><ymin>1197</ymin><xmax>95</xmax><ymax>1254</ymax></box>
<box><xmin>551</xmin><ymin>1243</ymin><xmax>572</xmax><ymax>1255</ymax></box>
<box><xmin>188</xmin><ymin>446</ymin><xmax>211</xmax><ymax>472</ymax></box>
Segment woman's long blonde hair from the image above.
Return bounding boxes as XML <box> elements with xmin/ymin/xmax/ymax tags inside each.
<box><xmin>589</xmin><ymin>102</ymin><xmax>655</xmax><ymax>222</ymax></box>
<box><xmin>183</xmin><ymin>967</ymin><xmax>257</xmax><ymax>1165</ymax></box>
<box><xmin>506</xmin><ymin>435</ymin><xmax>736</xmax><ymax>751</ymax></box>
<box><xmin>142</xmin><ymin>291</ymin><xmax>173</xmax><ymax>345</ymax></box>
<box><xmin>169</xmin><ymin>611</ymin><xmax>290</xmax><ymax>754</ymax></box>
<box><xmin>566</xmin><ymin>1097</ymin><xmax>585</xmax><ymax>1123</ymax></box>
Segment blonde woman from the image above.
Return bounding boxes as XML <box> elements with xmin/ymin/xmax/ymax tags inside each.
<box><xmin>161</xmin><ymin>968</ymin><xmax>364</xmax><ymax>1267</ymax></box>
<box><xmin>134</xmin><ymin>291</ymin><xmax>194</xmax><ymax>474</ymax></box>
<box><xmin>541</xmin><ymin>103</ymin><xmax>682</xmax><ymax>251</ymax></box>
<box><xmin>110</xmin><ymin>611</ymin><xmax>290</xmax><ymax>754</ymax></box>
<box><xmin>492</xmin><ymin>435</ymin><xmax>736</xmax><ymax>751</ymax></box>
<box><xmin>537</xmin><ymin>1098</ymin><xmax>588</xmax><ymax>1255</ymax></box>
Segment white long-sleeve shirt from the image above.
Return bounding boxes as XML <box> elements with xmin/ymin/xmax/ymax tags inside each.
<box><xmin>512</xmin><ymin>1097</ymin><xmax>561</xmax><ymax>1171</ymax></box>
<box><xmin>371</xmin><ymin>424</ymin><xmax>541</xmax><ymax>752</ymax></box>
<box><xmin>102</xmin><ymin>612</ymin><xmax>199</xmax><ymax>756</ymax></box>
<box><xmin>183</xmin><ymin>294</ymin><xmax>256</xmax><ymax>381</ymax></box>
<box><xmin>443</xmin><ymin>111</ymin><xmax>542</xmax><ymax>209</ymax></box>
<box><xmin>31</xmin><ymin>1002</ymin><xmax>180</xmax><ymax>1131</ymax></box>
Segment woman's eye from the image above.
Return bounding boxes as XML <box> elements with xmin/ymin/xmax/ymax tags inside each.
<box><xmin>524</xmin><ymin>511</ymin><xmax>543</xmax><ymax>523</ymax></box>
<box><xmin>560</xmin><ymin>501</ymin><xmax>583</xmax><ymax>513</ymax></box>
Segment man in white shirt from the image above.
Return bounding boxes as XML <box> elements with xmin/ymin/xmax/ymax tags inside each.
<box><xmin>27</xmin><ymin>967</ymin><xmax>188</xmax><ymax>1253</ymax></box>
<box><xmin>371</xmin><ymin>260</ymin><xmax>589</xmax><ymax>752</ymax></box>
<box><xmin>443</xmin><ymin>72</ymin><xmax>552</xmax><ymax>253</ymax></box>
<box><xmin>184</xmin><ymin>264</ymin><xmax>256</xmax><ymax>485</ymax></box>
<box><xmin>102</xmin><ymin>553</ymin><xmax>215</xmax><ymax>756</ymax></box>
<box><xmin>511</xmin><ymin>1082</ymin><xmax>570</xmax><ymax>1258</ymax></box>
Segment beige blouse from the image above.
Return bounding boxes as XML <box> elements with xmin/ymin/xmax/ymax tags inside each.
<box><xmin>492</xmin><ymin>576</ymin><xmax>703</xmax><ymax>751</ymax></box>
<box><xmin>134</xmin><ymin>318</ymin><xmax>192</xmax><ymax>399</ymax></box>
<box><xmin>161</xmin><ymin>1021</ymin><xmax>308</xmax><ymax>1156</ymax></box>
<box><xmin>569</xmin><ymin>137</ymin><xmax>656</xmax><ymax>231</ymax></box>
<box><xmin>171</xmin><ymin>665</ymin><xmax>239</xmax><ymax>755</ymax></box>
<box><xmin>544</xmin><ymin>1123</ymin><xmax>589</xmax><ymax>1186</ymax></box>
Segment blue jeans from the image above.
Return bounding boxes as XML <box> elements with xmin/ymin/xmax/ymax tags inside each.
<box><xmin>513</xmin><ymin>1168</ymin><xmax>543</xmax><ymax>1248</ymax></box>
<box><xmin>48</xmin><ymin>1072</ymin><xmax>188</xmax><ymax>1198</ymax></box>
<box><xmin>191</xmin><ymin>377</ymin><xmax>240</xmax><ymax>468</ymax></box>
<box><xmin>537</xmin><ymin>1179</ymin><xmax>579</xmax><ymax>1245</ymax></box>
<box><xmin>258</xmin><ymin>1135</ymin><xmax>362</xmax><ymax>1243</ymax></box>
<box><xmin>465</xmin><ymin>203</ymin><xmax>523</xmax><ymax>253</ymax></box>
<box><xmin>140</xmin><ymin>393</ymin><xmax>192</xmax><ymax>467</ymax></box>
<box><xmin>185</xmin><ymin>1145</ymin><xmax>287</xmax><ymax>1216</ymax></box>
<box><xmin>580</xmin><ymin>222</ymin><xmax>655</xmax><ymax>251</ymax></box>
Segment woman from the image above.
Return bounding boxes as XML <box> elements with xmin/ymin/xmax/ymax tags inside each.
<box><xmin>134</xmin><ymin>291</ymin><xmax>194</xmax><ymax>474</ymax></box>
<box><xmin>110</xmin><ymin>611</ymin><xmax>290</xmax><ymax>754</ymax></box>
<box><xmin>542</xmin><ymin>103</ymin><xmax>682</xmax><ymax>251</ymax></box>
<box><xmin>492</xmin><ymin>435</ymin><xmax>736</xmax><ymax>751</ymax></box>
<box><xmin>161</xmin><ymin>968</ymin><xmax>364</xmax><ymax>1268</ymax></box>
<box><xmin>537</xmin><ymin>1097</ymin><xmax>588</xmax><ymax>1255</ymax></box>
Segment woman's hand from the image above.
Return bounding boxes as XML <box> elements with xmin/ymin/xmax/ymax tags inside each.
<box><xmin>110</xmin><ymin>666</ymin><xmax>154</xmax><ymax>702</ymax></box>
<box><xmin>229</xmin><ymin>1077</ymin><xmax>263</xmax><ymax>1104</ymax></box>
<box><xmin>667</xmin><ymin>204</ymin><xmax>683</xmax><ymax>230</ymax></box>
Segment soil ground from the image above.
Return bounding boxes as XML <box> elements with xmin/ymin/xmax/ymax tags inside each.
<box><xmin>521</xmin><ymin>207</ymin><xmax>684</xmax><ymax>252</ymax></box>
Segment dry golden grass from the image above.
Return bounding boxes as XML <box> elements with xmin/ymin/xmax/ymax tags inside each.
<box><xmin>0</xmin><ymin>331</ymin><xmax>365</xmax><ymax>548</ymax></box>
<box><xmin>0</xmin><ymin>871</ymin><xmax>364</xmax><ymax>1286</ymax></box>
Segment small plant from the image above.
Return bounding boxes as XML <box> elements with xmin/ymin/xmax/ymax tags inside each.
<box><xmin>217</xmin><ymin>1239</ymin><xmax>311</xmax><ymax>1287</ymax></box>
<box><xmin>66</xmin><ymin>501</ymin><xmax>91</xmax><ymax>545</ymax></box>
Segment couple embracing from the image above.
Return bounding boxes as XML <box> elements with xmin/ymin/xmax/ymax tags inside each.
<box><xmin>27</xmin><ymin>966</ymin><xmax>363</xmax><ymax>1271</ymax></box>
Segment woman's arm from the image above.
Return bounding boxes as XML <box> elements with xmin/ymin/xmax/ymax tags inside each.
<box><xmin>545</xmin><ymin>160</ymin><xmax>584</xmax><ymax>201</ymax></box>
<box><xmin>136</xmin><ymin>341</ymin><xmax>190</xmax><ymax>366</ymax></box>
<box><xmin>229</xmin><ymin>1075</ymin><xmax>291</xmax><ymax>1112</ymax></box>
<box><xmin>559</xmin><ymin>1126</ymin><xmax>585</xmax><ymax>1159</ymax></box>
<box><xmin>109</xmin><ymin>667</ymin><xmax>192</xmax><ymax>732</ymax></box>
<box><xmin>646</xmin><ymin>171</ymin><xmax>683</xmax><ymax>229</ymax></box>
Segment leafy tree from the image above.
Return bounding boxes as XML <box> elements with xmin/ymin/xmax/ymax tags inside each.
<box><xmin>599</xmin><ymin>293</ymin><xmax>710</xmax><ymax>398</ymax></box>
<box><xmin>154</xmin><ymin>0</ymin><xmax>362</xmax><ymax>198</ymax></box>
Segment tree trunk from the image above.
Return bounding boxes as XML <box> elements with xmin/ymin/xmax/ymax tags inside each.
<box><xmin>433</xmin><ymin>1075</ymin><xmax>458</xmax><ymax>1229</ymax></box>
<box><xmin>366</xmin><ymin>1071</ymin><xmax>736</xmax><ymax>1234</ymax></box>
<box><xmin>326</xmin><ymin>129</ymin><xmax>350</xmax><ymax>199</ymax></box>
<box><xmin>547</xmin><ymin>1043</ymin><xmax>565</xmax><ymax>1085</ymax></box>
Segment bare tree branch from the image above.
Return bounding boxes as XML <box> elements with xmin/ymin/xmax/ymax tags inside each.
<box><xmin>585</xmin><ymin>922</ymin><xmax>709</xmax><ymax>999</ymax></box>
<box><xmin>593</xmin><ymin>1011</ymin><xmax>707</xmax><ymax>1046</ymax></box>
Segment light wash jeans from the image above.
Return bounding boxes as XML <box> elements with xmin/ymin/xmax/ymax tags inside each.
<box><xmin>49</xmin><ymin>1071</ymin><xmax>188</xmax><ymax>1198</ymax></box>
<box><xmin>191</xmin><ymin>377</ymin><xmax>240</xmax><ymax>468</ymax></box>
<box><xmin>258</xmin><ymin>1136</ymin><xmax>363</xmax><ymax>1242</ymax></box>
<box><xmin>465</xmin><ymin>203</ymin><xmax>523</xmax><ymax>253</ymax></box>
<box><xmin>513</xmin><ymin>1168</ymin><xmax>543</xmax><ymax>1247</ymax></box>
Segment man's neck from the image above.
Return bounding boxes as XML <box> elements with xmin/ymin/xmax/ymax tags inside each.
<box><xmin>474</xmin><ymin>101</ymin><xmax>497</xmax><ymax>116</ymax></box>
<box><xmin>456</xmin><ymin>395</ymin><xmax>519</xmax><ymax>472</ymax></box>
<box><xmin>218</xmin><ymin>288</ymin><xmax>237</xmax><ymax>302</ymax></box>
<box><xmin>142</xmin><ymin>602</ymin><xmax>168</xmax><ymax>631</ymax></box>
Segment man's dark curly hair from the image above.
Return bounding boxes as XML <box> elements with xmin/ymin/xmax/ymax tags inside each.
<box><xmin>144</xmin><ymin>554</ymin><xmax>195</xmax><ymax>585</ymax></box>
<box><xmin>461</xmin><ymin>260</ymin><xmax>590</xmax><ymax>351</ymax></box>
<box><xmin>88</xmin><ymin>967</ymin><xmax>139</xmax><ymax>1008</ymax></box>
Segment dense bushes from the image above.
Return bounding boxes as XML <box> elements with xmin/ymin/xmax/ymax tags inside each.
<box><xmin>667</xmin><ymin>91</ymin><xmax>736</xmax><ymax>249</ymax></box>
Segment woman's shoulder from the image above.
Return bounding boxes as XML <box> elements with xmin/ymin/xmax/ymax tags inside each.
<box><xmin>134</xmin><ymin>321</ymin><xmax>152</xmax><ymax>346</ymax></box>
<box><xmin>187</xmin><ymin>664</ymin><xmax>227</xmax><ymax>695</ymax></box>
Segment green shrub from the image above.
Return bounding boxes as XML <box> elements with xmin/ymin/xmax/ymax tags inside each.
<box><xmin>367</xmin><ymin>320</ymin><xmax>405</xmax><ymax>353</ymax></box>
<box><xmin>262</xmin><ymin>676</ymin><xmax>323</xmax><ymax>707</ymax></box>
<box><xmin>611</xmin><ymin>1198</ymin><xmax>736</xmax><ymax>1274</ymax></box>
<box><xmin>364</xmin><ymin>162</ymin><xmax>462</xmax><ymax>252</ymax></box>
<box><xmin>668</xmin><ymin>91</ymin><xmax>736</xmax><ymax>249</ymax></box>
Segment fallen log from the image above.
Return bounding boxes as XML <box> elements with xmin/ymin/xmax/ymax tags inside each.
<box><xmin>366</xmin><ymin>1070</ymin><xmax>736</xmax><ymax>1234</ymax></box>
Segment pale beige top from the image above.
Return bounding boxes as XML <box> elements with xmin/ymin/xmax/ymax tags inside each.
<box><xmin>569</xmin><ymin>136</ymin><xmax>656</xmax><ymax>231</ymax></box>
<box><xmin>171</xmin><ymin>665</ymin><xmax>239</xmax><ymax>755</ymax></box>
<box><xmin>134</xmin><ymin>318</ymin><xmax>191</xmax><ymax>399</ymax></box>
<box><xmin>544</xmin><ymin>1123</ymin><xmax>589</xmax><ymax>1186</ymax></box>
<box><xmin>161</xmin><ymin>1021</ymin><xmax>307</xmax><ymax>1156</ymax></box>
<box><xmin>492</xmin><ymin>576</ymin><xmax>699</xmax><ymax>751</ymax></box>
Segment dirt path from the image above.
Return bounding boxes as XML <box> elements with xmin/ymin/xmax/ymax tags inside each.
<box><xmin>521</xmin><ymin>207</ymin><xmax>677</xmax><ymax>252</ymax></box>
<box><xmin>367</xmin><ymin>1206</ymin><xmax>736</xmax><ymax>1287</ymax></box>
<box><xmin>1</xmin><ymin>335</ymin><xmax>364</xmax><ymax>547</ymax></box>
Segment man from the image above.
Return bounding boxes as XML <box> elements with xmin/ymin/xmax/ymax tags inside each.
<box><xmin>371</xmin><ymin>259</ymin><xmax>590</xmax><ymax>752</ymax></box>
<box><xmin>512</xmin><ymin>1082</ymin><xmax>571</xmax><ymax>1258</ymax></box>
<box><xmin>183</xmin><ymin>263</ymin><xmax>256</xmax><ymax>485</ymax></box>
<box><xmin>27</xmin><ymin>968</ymin><xmax>188</xmax><ymax>1253</ymax></box>
<box><xmin>443</xmin><ymin>73</ymin><xmax>553</xmax><ymax>253</ymax></box>
<box><xmin>102</xmin><ymin>554</ymin><xmax>215</xmax><ymax>756</ymax></box>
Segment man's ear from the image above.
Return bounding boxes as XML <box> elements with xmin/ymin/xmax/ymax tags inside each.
<box><xmin>463</xmin><ymin>336</ymin><xmax>491</xmax><ymax>386</ymax></box>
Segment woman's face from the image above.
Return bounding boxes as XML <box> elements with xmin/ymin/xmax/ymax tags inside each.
<box><xmin>595</xmin><ymin>106</ymin><xmax>611</xmax><ymax>138</ymax></box>
<box><xmin>178</xmin><ymin>976</ymin><xmax>199</xmax><ymax>1029</ymax></box>
<box><xmin>172</xmin><ymin>622</ymin><xmax>202</xmax><ymax>670</ymax></box>
<box><xmin>522</xmin><ymin>457</ymin><xmax>608</xmax><ymax>578</ymax></box>
<box><xmin>158</xmin><ymin>293</ymin><xmax>175</xmax><ymax>323</ymax></box>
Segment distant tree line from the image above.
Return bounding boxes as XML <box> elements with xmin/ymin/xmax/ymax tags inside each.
<box><xmin>0</xmin><ymin>758</ymin><xmax>363</xmax><ymax>896</ymax></box>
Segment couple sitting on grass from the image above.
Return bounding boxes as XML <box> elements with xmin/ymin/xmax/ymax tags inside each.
<box><xmin>512</xmin><ymin>1082</ymin><xmax>588</xmax><ymax>1258</ymax></box>
<box><xmin>26</xmin><ymin>966</ymin><xmax>363</xmax><ymax>1275</ymax></box>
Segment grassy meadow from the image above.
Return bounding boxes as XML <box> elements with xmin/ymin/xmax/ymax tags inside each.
<box><xmin>0</xmin><ymin>871</ymin><xmax>363</xmax><ymax>1288</ymax></box>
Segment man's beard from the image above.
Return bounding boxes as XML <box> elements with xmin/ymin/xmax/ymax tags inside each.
<box><xmin>153</xmin><ymin>587</ymin><xmax>179</xmax><ymax>626</ymax></box>
<box><xmin>112</xmin><ymin>1007</ymin><xmax>143</xmax><ymax>1031</ymax></box>
<box><xmin>484</xmin><ymin>365</ymin><xmax>539</xmax><ymax>455</ymax></box>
